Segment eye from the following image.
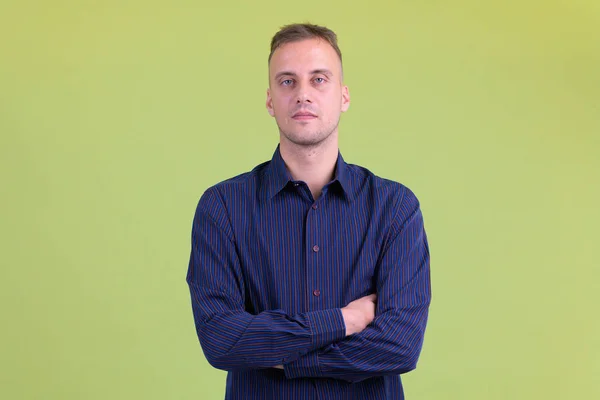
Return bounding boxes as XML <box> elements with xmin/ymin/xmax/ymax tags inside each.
<box><xmin>314</xmin><ymin>77</ymin><xmax>325</xmax><ymax>84</ymax></box>
<box><xmin>281</xmin><ymin>79</ymin><xmax>293</xmax><ymax>86</ymax></box>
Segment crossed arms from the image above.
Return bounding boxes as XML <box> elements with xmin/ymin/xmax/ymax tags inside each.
<box><xmin>186</xmin><ymin>187</ymin><xmax>431</xmax><ymax>383</ymax></box>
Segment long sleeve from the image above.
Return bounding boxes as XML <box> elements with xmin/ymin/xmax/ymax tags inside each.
<box><xmin>186</xmin><ymin>188</ymin><xmax>347</xmax><ymax>371</ymax></box>
<box><xmin>283</xmin><ymin>188</ymin><xmax>431</xmax><ymax>383</ymax></box>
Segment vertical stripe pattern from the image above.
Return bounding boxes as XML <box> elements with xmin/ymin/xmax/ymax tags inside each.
<box><xmin>186</xmin><ymin>145</ymin><xmax>431</xmax><ymax>400</ymax></box>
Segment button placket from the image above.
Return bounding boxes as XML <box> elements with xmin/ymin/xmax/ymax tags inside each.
<box><xmin>306</xmin><ymin>200</ymin><xmax>323</xmax><ymax>306</ymax></box>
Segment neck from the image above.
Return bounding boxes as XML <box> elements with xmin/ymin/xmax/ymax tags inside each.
<box><xmin>279</xmin><ymin>132</ymin><xmax>339</xmax><ymax>201</ymax></box>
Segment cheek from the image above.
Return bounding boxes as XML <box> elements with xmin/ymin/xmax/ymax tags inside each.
<box><xmin>273</xmin><ymin>94</ymin><xmax>293</xmax><ymax>113</ymax></box>
<box><xmin>273</xmin><ymin>97</ymin><xmax>292</xmax><ymax>124</ymax></box>
<box><xmin>322</xmin><ymin>94</ymin><xmax>341</xmax><ymax>115</ymax></box>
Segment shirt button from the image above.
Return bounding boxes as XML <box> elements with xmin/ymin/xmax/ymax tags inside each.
<box><xmin>312</xmin><ymin>245</ymin><xmax>320</xmax><ymax>252</ymax></box>
<box><xmin>313</xmin><ymin>289</ymin><xmax>321</xmax><ymax>297</ymax></box>
<box><xmin>312</xmin><ymin>204</ymin><xmax>318</xmax><ymax>210</ymax></box>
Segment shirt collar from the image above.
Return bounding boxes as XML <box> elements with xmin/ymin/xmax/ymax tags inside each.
<box><xmin>261</xmin><ymin>144</ymin><xmax>357</xmax><ymax>203</ymax></box>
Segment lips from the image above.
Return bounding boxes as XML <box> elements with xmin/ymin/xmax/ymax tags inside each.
<box><xmin>292</xmin><ymin>111</ymin><xmax>317</xmax><ymax>119</ymax></box>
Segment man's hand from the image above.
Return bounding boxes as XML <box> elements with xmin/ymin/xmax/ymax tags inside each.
<box><xmin>341</xmin><ymin>294</ymin><xmax>377</xmax><ymax>336</ymax></box>
<box><xmin>273</xmin><ymin>294</ymin><xmax>376</xmax><ymax>370</ymax></box>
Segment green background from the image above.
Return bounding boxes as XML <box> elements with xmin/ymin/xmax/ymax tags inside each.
<box><xmin>1</xmin><ymin>1</ymin><xmax>599</xmax><ymax>399</ymax></box>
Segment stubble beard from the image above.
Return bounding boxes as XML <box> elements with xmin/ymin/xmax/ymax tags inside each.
<box><xmin>278</xmin><ymin>118</ymin><xmax>340</xmax><ymax>149</ymax></box>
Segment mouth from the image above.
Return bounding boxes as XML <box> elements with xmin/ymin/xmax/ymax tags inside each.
<box><xmin>292</xmin><ymin>111</ymin><xmax>317</xmax><ymax>120</ymax></box>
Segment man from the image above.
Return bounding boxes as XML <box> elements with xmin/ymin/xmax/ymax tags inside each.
<box><xmin>186</xmin><ymin>23</ymin><xmax>431</xmax><ymax>399</ymax></box>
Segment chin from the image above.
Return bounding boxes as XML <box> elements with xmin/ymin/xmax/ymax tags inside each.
<box><xmin>285</xmin><ymin>133</ymin><xmax>331</xmax><ymax>147</ymax></box>
<box><xmin>279</xmin><ymin>123</ymin><xmax>337</xmax><ymax>146</ymax></box>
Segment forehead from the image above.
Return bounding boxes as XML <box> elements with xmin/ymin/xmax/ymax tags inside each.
<box><xmin>269</xmin><ymin>38</ymin><xmax>341</xmax><ymax>76</ymax></box>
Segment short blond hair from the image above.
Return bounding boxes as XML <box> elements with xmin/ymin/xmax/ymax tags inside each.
<box><xmin>268</xmin><ymin>23</ymin><xmax>342</xmax><ymax>65</ymax></box>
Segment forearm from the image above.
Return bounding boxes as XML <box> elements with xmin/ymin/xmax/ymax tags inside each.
<box><xmin>283</xmin><ymin>303</ymin><xmax>429</xmax><ymax>382</ymax></box>
<box><xmin>189</xmin><ymin>282</ymin><xmax>346</xmax><ymax>371</ymax></box>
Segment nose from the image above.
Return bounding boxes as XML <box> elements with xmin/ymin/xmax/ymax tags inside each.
<box><xmin>296</xmin><ymin>83</ymin><xmax>312</xmax><ymax>104</ymax></box>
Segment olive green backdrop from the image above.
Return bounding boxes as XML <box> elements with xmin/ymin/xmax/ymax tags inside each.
<box><xmin>1</xmin><ymin>1</ymin><xmax>598</xmax><ymax>399</ymax></box>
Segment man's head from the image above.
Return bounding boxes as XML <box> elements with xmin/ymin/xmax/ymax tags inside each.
<box><xmin>266</xmin><ymin>23</ymin><xmax>350</xmax><ymax>147</ymax></box>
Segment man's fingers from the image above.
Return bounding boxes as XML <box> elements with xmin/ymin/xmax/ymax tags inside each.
<box><xmin>365</xmin><ymin>293</ymin><xmax>377</xmax><ymax>301</ymax></box>
<box><xmin>345</xmin><ymin>293</ymin><xmax>377</xmax><ymax>307</ymax></box>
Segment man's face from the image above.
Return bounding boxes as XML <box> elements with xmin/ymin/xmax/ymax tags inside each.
<box><xmin>266</xmin><ymin>38</ymin><xmax>350</xmax><ymax>147</ymax></box>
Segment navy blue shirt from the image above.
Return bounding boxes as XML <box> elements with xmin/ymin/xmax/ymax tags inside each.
<box><xmin>186</xmin><ymin>145</ymin><xmax>431</xmax><ymax>399</ymax></box>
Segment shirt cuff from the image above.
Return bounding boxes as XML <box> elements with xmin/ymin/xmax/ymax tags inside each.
<box><xmin>284</xmin><ymin>351</ymin><xmax>320</xmax><ymax>379</ymax></box>
<box><xmin>305</xmin><ymin>308</ymin><xmax>346</xmax><ymax>350</ymax></box>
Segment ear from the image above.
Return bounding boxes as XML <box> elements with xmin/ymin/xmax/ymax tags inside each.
<box><xmin>341</xmin><ymin>85</ymin><xmax>350</xmax><ymax>112</ymax></box>
<box><xmin>266</xmin><ymin>88</ymin><xmax>275</xmax><ymax>117</ymax></box>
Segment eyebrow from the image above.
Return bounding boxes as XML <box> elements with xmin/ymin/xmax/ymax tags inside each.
<box><xmin>274</xmin><ymin>69</ymin><xmax>334</xmax><ymax>80</ymax></box>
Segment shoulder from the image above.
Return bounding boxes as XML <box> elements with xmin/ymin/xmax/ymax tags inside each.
<box><xmin>346</xmin><ymin>162</ymin><xmax>421</xmax><ymax>212</ymax></box>
<box><xmin>196</xmin><ymin>160</ymin><xmax>270</xmax><ymax>213</ymax></box>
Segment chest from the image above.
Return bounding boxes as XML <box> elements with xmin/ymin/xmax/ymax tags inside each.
<box><xmin>232</xmin><ymin>196</ymin><xmax>390</xmax><ymax>314</ymax></box>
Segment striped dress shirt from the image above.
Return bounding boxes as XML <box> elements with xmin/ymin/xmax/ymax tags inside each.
<box><xmin>186</xmin><ymin>145</ymin><xmax>431</xmax><ymax>399</ymax></box>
